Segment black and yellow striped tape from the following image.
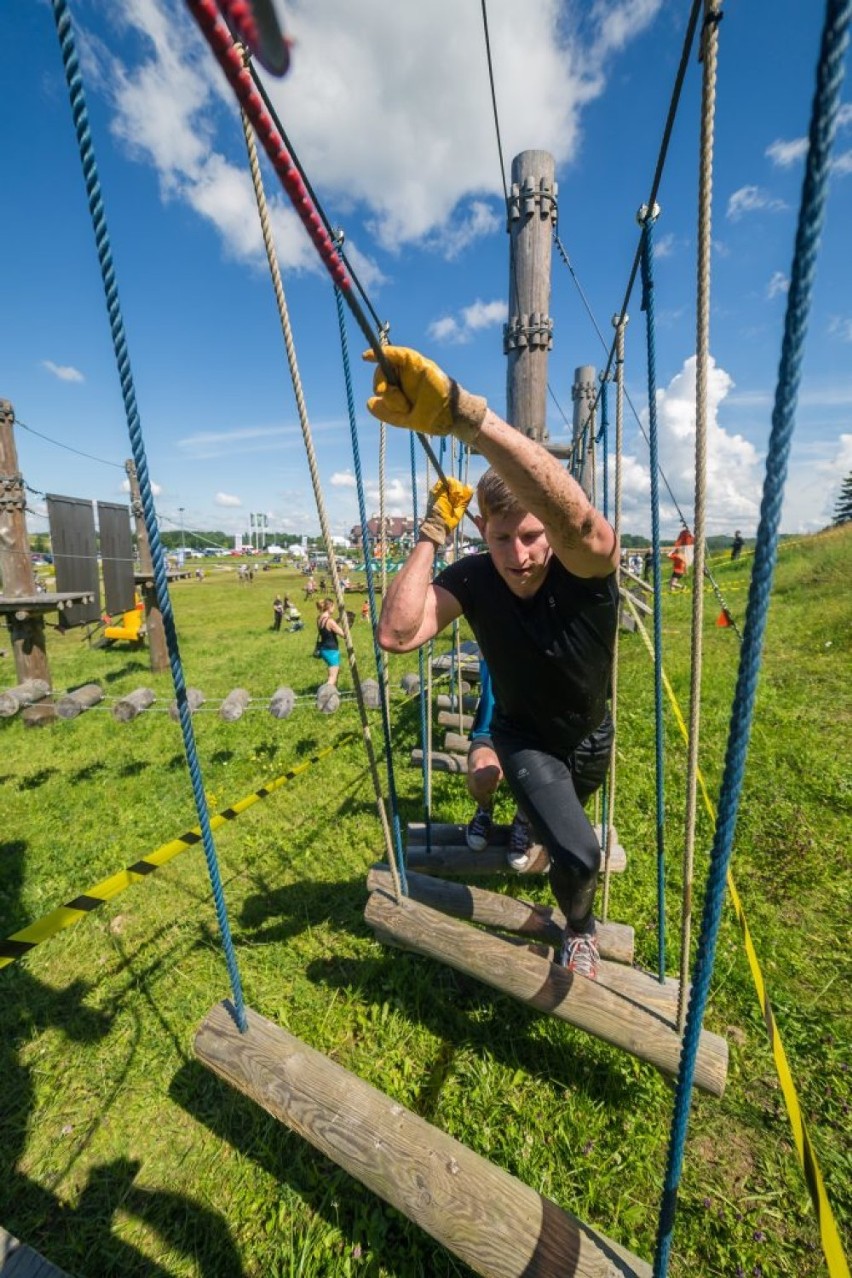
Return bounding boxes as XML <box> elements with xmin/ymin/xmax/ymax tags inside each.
<box><xmin>625</xmin><ymin>598</ymin><xmax>849</xmax><ymax>1278</ymax></box>
<box><xmin>0</xmin><ymin>732</ymin><xmax>355</xmax><ymax>970</ymax></box>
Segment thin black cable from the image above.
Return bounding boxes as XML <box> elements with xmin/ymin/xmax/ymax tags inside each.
<box><xmin>14</xmin><ymin>416</ymin><xmax>125</xmax><ymax>469</ymax></box>
<box><xmin>480</xmin><ymin>0</ymin><xmax>510</xmax><ymax>211</ymax></box>
<box><xmin>595</xmin><ymin>0</ymin><xmax>704</xmax><ymax>399</ymax></box>
<box><xmin>553</xmin><ymin>231</ymin><xmax>690</xmax><ymax>523</ymax></box>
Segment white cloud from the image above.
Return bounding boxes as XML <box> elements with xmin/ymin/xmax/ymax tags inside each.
<box><xmin>175</xmin><ymin>424</ymin><xmax>294</xmax><ymax>459</ymax></box>
<box><xmin>93</xmin><ymin>0</ymin><xmax>665</xmax><ymax>265</ymax></box>
<box><xmin>832</xmin><ymin>149</ymin><xmax>852</xmax><ymax>176</ymax></box>
<box><xmin>767</xmin><ymin>271</ymin><xmax>789</xmax><ymax>299</ymax></box>
<box><xmin>828</xmin><ymin>316</ymin><xmax>852</xmax><ymax>342</ymax></box>
<box><xmin>654</xmin><ymin>232</ymin><xmax>677</xmax><ymax>258</ymax></box>
<box><xmin>618</xmin><ymin>355</ymin><xmax>764</xmax><ymax>535</ymax></box>
<box><xmin>765</xmin><ymin>137</ymin><xmax>808</xmax><ymax>168</ymax></box>
<box><xmin>330</xmin><ymin>471</ymin><xmax>357</xmax><ymax>487</ymax></box>
<box><xmin>429</xmin><ymin>298</ymin><xmax>506</xmax><ymax>344</ymax></box>
<box><xmin>781</xmin><ymin>433</ymin><xmax>852</xmax><ymax>532</ymax></box>
<box><xmin>42</xmin><ymin>360</ymin><xmax>85</xmax><ymax>383</ymax></box>
<box><xmin>727</xmin><ymin>186</ymin><xmax>788</xmax><ymax>221</ymax></box>
<box><xmin>838</xmin><ymin>104</ymin><xmax>852</xmax><ymax>129</ymax></box>
<box><xmin>214</xmin><ymin>492</ymin><xmax>242</xmax><ymax>507</ymax></box>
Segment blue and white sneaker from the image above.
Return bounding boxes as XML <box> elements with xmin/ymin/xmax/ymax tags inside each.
<box><xmin>506</xmin><ymin>811</ymin><xmax>534</xmax><ymax>870</ymax></box>
<box><xmin>465</xmin><ymin>806</ymin><xmax>493</xmax><ymax>852</ymax></box>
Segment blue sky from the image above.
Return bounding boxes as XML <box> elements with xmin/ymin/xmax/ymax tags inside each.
<box><xmin>2</xmin><ymin>0</ymin><xmax>851</xmax><ymax>548</ymax></box>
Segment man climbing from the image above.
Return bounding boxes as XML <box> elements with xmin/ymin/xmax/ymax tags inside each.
<box><xmin>366</xmin><ymin>346</ymin><xmax>619</xmax><ymax>979</ymax></box>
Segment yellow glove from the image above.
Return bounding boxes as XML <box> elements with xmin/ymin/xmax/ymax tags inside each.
<box><xmin>419</xmin><ymin>477</ymin><xmax>475</xmax><ymax>547</ymax></box>
<box><xmin>364</xmin><ymin>346</ymin><xmax>487</xmax><ymax>444</ymax></box>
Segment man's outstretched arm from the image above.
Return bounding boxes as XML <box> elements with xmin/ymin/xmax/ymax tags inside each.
<box><xmin>364</xmin><ymin>346</ymin><xmax>618</xmax><ymax>579</ymax></box>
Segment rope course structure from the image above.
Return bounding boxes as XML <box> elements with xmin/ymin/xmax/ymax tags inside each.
<box><xmin>10</xmin><ymin>1</ymin><xmax>847</xmax><ymax>1276</ymax></box>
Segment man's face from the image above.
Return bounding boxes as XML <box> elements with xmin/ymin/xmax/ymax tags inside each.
<box><xmin>477</xmin><ymin>510</ymin><xmax>552</xmax><ymax>598</ymax></box>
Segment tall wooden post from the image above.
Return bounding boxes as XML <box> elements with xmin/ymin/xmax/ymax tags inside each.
<box><xmin>504</xmin><ymin>151</ymin><xmax>557</xmax><ymax>439</ymax></box>
<box><xmin>572</xmin><ymin>365</ymin><xmax>597</xmax><ymax>501</ymax></box>
<box><xmin>0</xmin><ymin>399</ymin><xmax>52</xmax><ymax>692</ymax></box>
<box><xmin>126</xmin><ymin>460</ymin><xmax>168</xmax><ymax>673</ymax></box>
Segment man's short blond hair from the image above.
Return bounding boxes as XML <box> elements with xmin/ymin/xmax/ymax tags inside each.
<box><xmin>476</xmin><ymin>468</ymin><xmax>526</xmax><ymax>524</ymax></box>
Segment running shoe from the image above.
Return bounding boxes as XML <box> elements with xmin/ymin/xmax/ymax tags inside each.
<box><xmin>558</xmin><ymin>928</ymin><xmax>600</xmax><ymax>980</ymax></box>
<box><xmin>506</xmin><ymin>810</ymin><xmax>534</xmax><ymax>870</ymax></box>
<box><xmin>465</xmin><ymin>806</ymin><xmax>493</xmax><ymax>852</ymax></box>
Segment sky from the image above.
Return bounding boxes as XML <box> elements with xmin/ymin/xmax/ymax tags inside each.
<box><xmin>2</xmin><ymin>0</ymin><xmax>851</xmax><ymax>549</ymax></box>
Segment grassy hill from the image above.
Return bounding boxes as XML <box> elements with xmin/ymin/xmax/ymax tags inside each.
<box><xmin>0</xmin><ymin>526</ymin><xmax>849</xmax><ymax>1276</ymax></box>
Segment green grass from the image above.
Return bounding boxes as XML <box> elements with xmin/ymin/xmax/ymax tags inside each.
<box><xmin>1</xmin><ymin>533</ymin><xmax>850</xmax><ymax>1277</ymax></box>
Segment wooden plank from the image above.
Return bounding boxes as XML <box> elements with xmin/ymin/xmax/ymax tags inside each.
<box><xmin>406</xmin><ymin>824</ymin><xmax>627</xmax><ymax>876</ymax></box>
<box><xmin>365</xmin><ymin>893</ymin><xmax>728</xmax><ymax>1098</ymax></box>
<box><xmin>410</xmin><ymin>749</ymin><xmax>468</xmax><ymax>774</ymax></box>
<box><xmin>367</xmin><ymin>865</ymin><xmax>634</xmax><ymax>964</ymax></box>
<box><xmin>435</xmin><ymin>694</ymin><xmax>478</xmax><ymax>713</ymax></box>
<box><xmin>437</xmin><ymin>710</ymin><xmax>475</xmax><ymax>730</ymax></box>
<box><xmin>0</xmin><ymin>1225</ymin><xmax>71</xmax><ymax>1276</ymax></box>
<box><xmin>194</xmin><ymin>1002</ymin><xmax>650</xmax><ymax>1278</ymax></box>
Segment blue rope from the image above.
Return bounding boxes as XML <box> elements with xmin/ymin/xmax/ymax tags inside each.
<box><xmin>640</xmin><ymin>213</ymin><xmax>668</xmax><ymax>985</ymax></box>
<box><xmin>654</xmin><ymin>4</ymin><xmax>851</xmax><ymax>1271</ymax></box>
<box><xmin>333</xmin><ymin>287</ymin><xmax>407</xmax><ymax>892</ymax></box>
<box><xmin>50</xmin><ymin>0</ymin><xmax>247</xmax><ymax>1030</ymax></box>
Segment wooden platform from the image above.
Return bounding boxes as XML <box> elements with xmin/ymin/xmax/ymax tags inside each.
<box><xmin>0</xmin><ymin>1226</ymin><xmax>71</xmax><ymax>1276</ymax></box>
<box><xmin>195</xmin><ymin>1002</ymin><xmax>651</xmax><ymax>1277</ymax></box>
<box><xmin>368</xmin><ymin>865</ymin><xmax>635</xmax><ymax>964</ymax></box>
<box><xmin>406</xmin><ymin>823</ymin><xmax>627</xmax><ymax>876</ymax></box>
<box><xmin>365</xmin><ymin>892</ymin><xmax>727</xmax><ymax>1097</ymax></box>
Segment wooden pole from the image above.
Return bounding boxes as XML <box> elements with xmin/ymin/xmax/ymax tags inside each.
<box><xmin>505</xmin><ymin>151</ymin><xmax>556</xmax><ymax>440</ymax></box>
<box><xmin>364</xmin><ymin>892</ymin><xmax>727</xmax><ymax>1097</ymax></box>
<box><xmin>572</xmin><ymin>366</ymin><xmax>597</xmax><ymax>501</ymax></box>
<box><xmin>0</xmin><ymin>398</ymin><xmax>55</xmax><ymax>719</ymax></box>
<box><xmin>195</xmin><ymin>1002</ymin><xmax>651</xmax><ymax>1278</ymax></box>
<box><xmin>125</xmin><ymin>459</ymin><xmax>168</xmax><ymax>673</ymax></box>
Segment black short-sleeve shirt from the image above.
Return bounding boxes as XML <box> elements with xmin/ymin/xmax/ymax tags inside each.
<box><xmin>435</xmin><ymin>553</ymin><xmax>618</xmax><ymax>754</ymax></box>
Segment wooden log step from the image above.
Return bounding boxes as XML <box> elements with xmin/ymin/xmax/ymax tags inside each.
<box><xmin>407</xmin><ymin>824</ymin><xmax>626</xmax><ymax>875</ymax></box>
<box><xmin>364</xmin><ymin>893</ymin><xmax>727</xmax><ymax>1097</ymax></box>
<box><xmin>221</xmin><ymin>688</ymin><xmax>251</xmax><ymax>721</ymax></box>
<box><xmin>435</xmin><ymin>693</ymin><xmax>478</xmax><ymax>713</ymax></box>
<box><xmin>113</xmin><ymin>687</ymin><xmax>155</xmax><ymax>722</ymax></box>
<box><xmin>195</xmin><ymin>1002</ymin><xmax>650</xmax><ymax>1278</ymax></box>
<box><xmin>169</xmin><ymin>687</ymin><xmax>205</xmax><ymax>721</ymax></box>
<box><xmin>432</xmin><ymin>654</ymin><xmax>480</xmax><ymax>675</ymax></box>
<box><xmin>443</xmin><ymin>730</ymin><xmax>470</xmax><ymax>754</ymax></box>
<box><xmin>0</xmin><ymin>678</ymin><xmax>51</xmax><ymax>718</ymax></box>
<box><xmin>437</xmin><ymin>709</ymin><xmax>475</xmax><ymax>731</ymax></box>
<box><xmin>367</xmin><ymin>865</ymin><xmax>634</xmax><ymax>964</ymax></box>
<box><xmin>407</xmin><ymin>841</ymin><xmax>551</xmax><ymax>877</ymax></box>
<box><xmin>56</xmin><ymin>682</ymin><xmax>104</xmax><ymax>719</ymax></box>
<box><xmin>410</xmin><ymin>750</ymin><xmax>468</xmax><ymax>774</ymax></box>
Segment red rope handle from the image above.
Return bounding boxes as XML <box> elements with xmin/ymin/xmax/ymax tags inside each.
<box><xmin>215</xmin><ymin>1</ymin><xmax>291</xmax><ymax>77</ymax></box>
<box><xmin>186</xmin><ymin>0</ymin><xmax>349</xmax><ymax>292</ymax></box>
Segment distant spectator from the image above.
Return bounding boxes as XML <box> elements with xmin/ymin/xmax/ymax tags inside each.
<box><xmin>361</xmin><ymin>599</ymin><xmax>369</xmax><ymax>622</ymax></box>
<box><xmin>643</xmin><ymin>549</ymin><xmax>654</xmax><ymax>582</ymax></box>
<box><xmin>731</xmin><ymin>530</ymin><xmax>744</xmax><ymax>561</ymax></box>
<box><xmin>272</xmin><ymin>594</ymin><xmax>284</xmax><ymax>631</ymax></box>
<box><xmin>667</xmin><ymin>547</ymin><xmax>687</xmax><ymax>591</ymax></box>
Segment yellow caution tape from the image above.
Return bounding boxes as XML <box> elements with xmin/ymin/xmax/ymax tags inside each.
<box><xmin>626</xmin><ymin>599</ymin><xmax>850</xmax><ymax>1278</ymax></box>
<box><xmin>0</xmin><ymin>732</ymin><xmax>355</xmax><ymax>970</ymax></box>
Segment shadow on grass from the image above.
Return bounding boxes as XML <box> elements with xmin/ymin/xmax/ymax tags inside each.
<box><xmin>0</xmin><ymin>841</ymin><xmax>244</xmax><ymax>1278</ymax></box>
<box><xmin>101</xmin><ymin>660</ymin><xmax>150</xmax><ymax>684</ymax></box>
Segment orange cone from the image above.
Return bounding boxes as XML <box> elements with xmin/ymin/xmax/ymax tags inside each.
<box><xmin>716</xmin><ymin>608</ymin><xmax>733</xmax><ymax>628</ymax></box>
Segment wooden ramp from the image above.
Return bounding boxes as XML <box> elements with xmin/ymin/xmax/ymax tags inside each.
<box><xmin>0</xmin><ymin>1226</ymin><xmax>71</xmax><ymax>1277</ymax></box>
<box><xmin>368</xmin><ymin>865</ymin><xmax>635</xmax><ymax>964</ymax></box>
<box><xmin>364</xmin><ymin>891</ymin><xmax>727</xmax><ymax>1097</ymax></box>
<box><xmin>406</xmin><ymin>823</ymin><xmax>627</xmax><ymax>876</ymax></box>
<box><xmin>195</xmin><ymin>1002</ymin><xmax>650</xmax><ymax>1278</ymax></box>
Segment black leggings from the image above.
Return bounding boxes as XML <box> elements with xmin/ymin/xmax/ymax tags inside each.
<box><xmin>492</xmin><ymin>714</ymin><xmax>613</xmax><ymax>932</ymax></box>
